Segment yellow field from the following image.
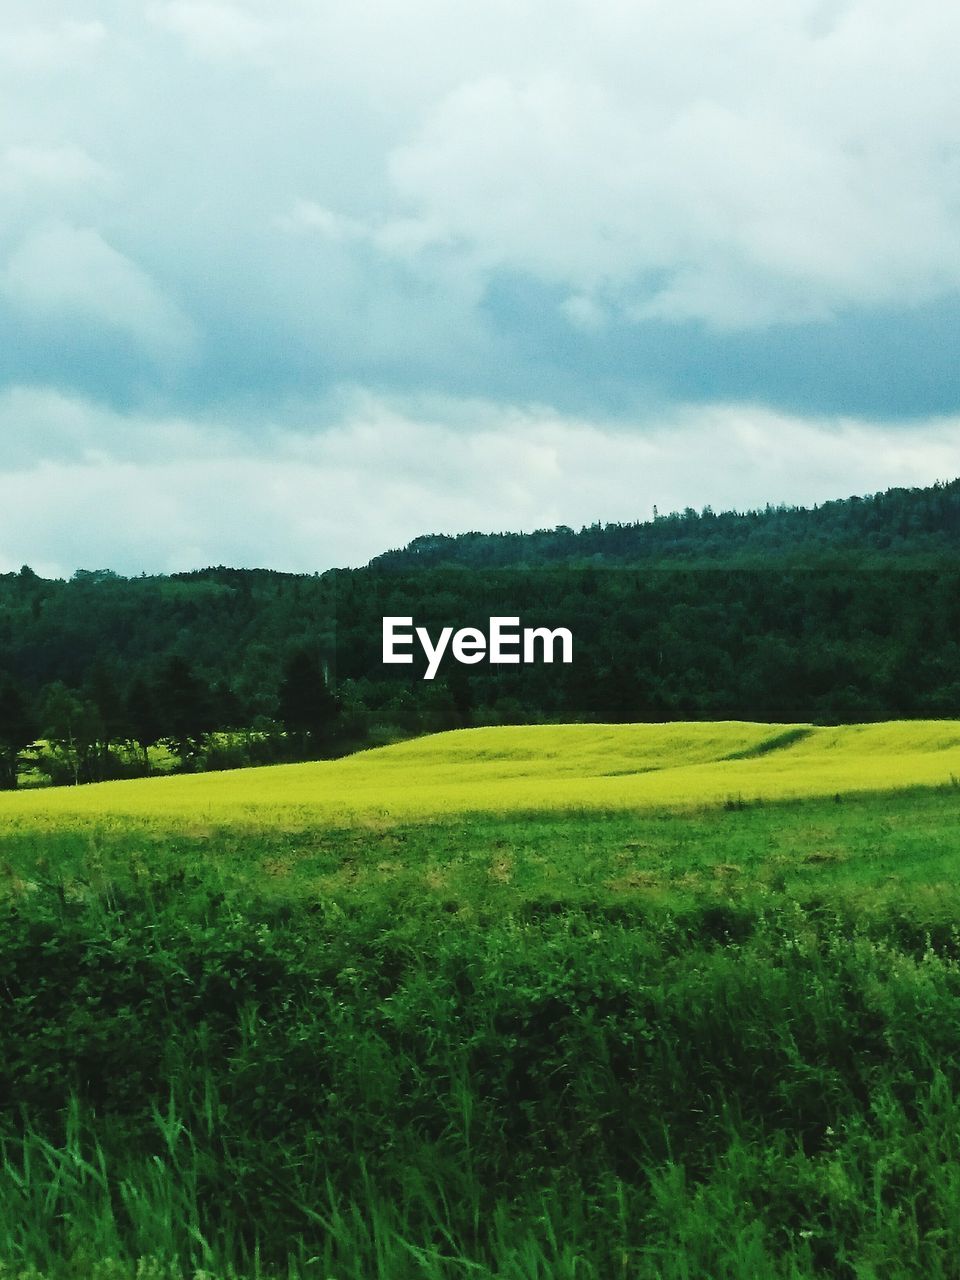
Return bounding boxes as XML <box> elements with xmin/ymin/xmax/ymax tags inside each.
<box><xmin>2</xmin><ymin>720</ymin><xmax>960</xmax><ymax>834</ymax></box>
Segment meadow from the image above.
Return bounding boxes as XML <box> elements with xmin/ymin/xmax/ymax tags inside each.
<box><xmin>4</xmin><ymin>724</ymin><xmax>960</xmax><ymax>1277</ymax></box>
<box><xmin>3</xmin><ymin>720</ymin><xmax>960</xmax><ymax>832</ymax></box>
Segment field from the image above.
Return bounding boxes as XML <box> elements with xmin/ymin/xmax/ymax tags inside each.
<box><xmin>3</xmin><ymin>720</ymin><xmax>960</xmax><ymax>832</ymax></box>
<box><xmin>4</xmin><ymin>724</ymin><xmax>960</xmax><ymax>1278</ymax></box>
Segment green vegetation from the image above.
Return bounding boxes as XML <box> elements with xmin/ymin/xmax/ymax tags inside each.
<box><xmin>5</xmin><ymin>477</ymin><xmax>960</xmax><ymax>789</ymax></box>
<box><xmin>370</xmin><ymin>475</ymin><xmax>960</xmax><ymax>568</ymax></box>
<box><xmin>4</xmin><ymin>476</ymin><xmax>960</xmax><ymax>1273</ymax></box>
<box><xmin>4</xmin><ymin>729</ymin><xmax>960</xmax><ymax>1277</ymax></box>
<box><xmin>3</xmin><ymin>720</ymin><xmax>960</xmax><ymax>833</ymax></box>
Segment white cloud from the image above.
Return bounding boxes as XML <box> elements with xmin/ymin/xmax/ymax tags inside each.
<box><xmin>275</xmin><ymin>199</ymin><xmax>450</xmax><ymax>264</ymax></box>
<box><xmin>3</xmin><ymin>225</ymin><xmax>198</xmax><ymax>361</ymax></box>
<box><xmin>1</xmin><ymin>388</ymin><xmax>959</xmax><ymax>576</ymax></box>
<box><xmin>3</xmin><ymin>0</ymin><xmax>960</xmax><ymax>344</ymax></box>
<box><xmin>0</xmin><ymin>20</ymin><xmax>106</xmax><ymax>72</ymax></box>
<box><xmin>388</xmin><ymin>45</ymin><xmax>960</xmax><ymax>327</ymax></box>
<box><xmin>146</xmin><ymin>1</ymin><xmax>277</xmax><ymax>63</ymax></box>
<box><xmin>561</xmin><ymin>294</ymin><xmax>608</xmax><ymax>331</ymax></box>
<box><xmin>1</xmin><ymin>145</ymin><xmax>107</xmax><ymax>191</ymax></box>
<box><xmin>0</xmin><ymin>386</ymin><xmax>237</xmax><ymax>469</ymax></box>
<box><xmin>275</xmin><ymin>201</ymin><xmax>366</xmax><ymax>241</ymax></box>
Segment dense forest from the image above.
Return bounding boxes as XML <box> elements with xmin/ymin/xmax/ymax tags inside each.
<box><xmin>371</xmin><ymin>477</ymin><xmax>960</xmax><ymax>568</ymax></box>
<box><xmin>2</xmin><ymin>477</ymin><xmax>960</xmax><ymax>787</ymax></box>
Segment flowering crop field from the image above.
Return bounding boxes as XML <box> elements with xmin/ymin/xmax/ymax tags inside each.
<box><xmin>2</xmin><ymin>720</ymin><xmax>960</xmax><ymax>833</ymax></box>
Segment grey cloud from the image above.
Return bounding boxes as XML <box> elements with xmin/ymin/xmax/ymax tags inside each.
<box><xmin>3</xmin><ymin>225</ymin><xmax>198</xmax><ymax>362</ymax></box>
<box><xmin>2</xmin><ymin>1</ymin><xmax>960</xmax><ymax>573</ymax></box>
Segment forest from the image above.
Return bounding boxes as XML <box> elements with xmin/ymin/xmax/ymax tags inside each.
<box><xmin>1</xmin><ymin>476</ymin><xmax>960</xmax><ymax>787</ymax></box>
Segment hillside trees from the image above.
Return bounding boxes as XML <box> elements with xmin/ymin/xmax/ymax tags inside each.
<box><xmin>39</xmin><ymin>682</ymin><xmax>102</xmax><ymax>786</ymax></box>
<box><xmin>276</xmin><ymin>648</ymin><xmax>341</xmax><ymax>754</ymax></box>
<box><xmin>126</xmin><ymin>676</ymin><xmax>163</xmax><ymax>770</ymax></box>
<box><xmin>154</xmin><ymin>657</ymin><xmax>216</xmax><ymax>766</ymax></box>
<box><xmin>0</xmin><ymin>676</ymin><xmax>36</xmax><ymax>789</ymax></box>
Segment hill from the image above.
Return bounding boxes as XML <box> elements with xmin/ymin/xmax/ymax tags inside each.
<box><xmin>4</xmin><ymin>475</ymin><xmax>960</xmax><ymax>788</ymax></box>
<box><xmin>370</xmin><ymin>476</ymin><xmax>960</xmax><ymax>568</ymax></box>
<box><xmin>4</xmin><ymin>720</ymin><xmax>960</xmax><ymax>830</ymax></box>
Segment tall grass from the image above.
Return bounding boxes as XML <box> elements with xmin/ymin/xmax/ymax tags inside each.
<box><xmin>5</xmin><ymin>802</ymin><xmax>960</xmax><ymax>1280</ymax></box>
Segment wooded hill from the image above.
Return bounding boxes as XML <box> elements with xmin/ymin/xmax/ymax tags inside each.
<box><xmin>2</xmin><ymin>477</ymin><xmax>960</xmax><ymax>786</ymax></box>
<box><xmin>371</xmin><ymin>477</ymin><xmax>960</xmax><ymax>568</ymax></box>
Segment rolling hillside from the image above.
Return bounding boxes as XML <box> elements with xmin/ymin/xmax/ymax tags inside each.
<box><xmin>3</xmin><ymin>719</ymin><xmax>960</xmax><ymax>831</ymax></box>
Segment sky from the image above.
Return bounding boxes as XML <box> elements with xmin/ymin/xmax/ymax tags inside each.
<box><xmin>2</xmin><ymin>0</ymin><xmax>960</xmax><ymax>576</ymax></box>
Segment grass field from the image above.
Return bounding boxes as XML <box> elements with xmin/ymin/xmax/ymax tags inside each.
<box><xmin>3</xmin><ymin>719</ymin><xmax>960</xmax><ymax>832</ymax></box>
<box><xmin>4</xmin><ymin>723</ymin><xmax>960</xmax><ymax>1278</ymax></box>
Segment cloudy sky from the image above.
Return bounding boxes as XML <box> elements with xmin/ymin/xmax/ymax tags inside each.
<box><xmin>2</xmin><ymin>0</ymin><xmax>960</xmax><ymax>575</ymax></box>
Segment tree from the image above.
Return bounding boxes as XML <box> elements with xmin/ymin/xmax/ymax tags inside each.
<box><xmin>276</xmin><ymin>649</ymin><xmax>341</xmax><ymax>754</ymax></box>
<box><xmin>40</xmin><ymin>682</ymin><xmax>102</xmax><ymax>785</ymax></box>
<box><xmin>126</xmin><ymin>677</ymin><xmax>163</xmax><ymax>770</ymax></box>
<box><xmin>0</xmin><ymin>677</ymin><xmax>36</xmax><ymax>790</ymax></box>
<box><xmin>84</xmin><ymin>661</ymin><xmax>129</xmax><ymax>778</ymax></box>
<box><xmin>447</xmin><ymin>666</ymin><xmax>473</xmax><ymax>727</ymax></box>
<box><xmin>154</xmin><ymin>657</ymin><xmax>215</xmax><ymax>766</ymax></box>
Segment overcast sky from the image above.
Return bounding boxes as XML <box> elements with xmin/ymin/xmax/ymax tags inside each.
<box><xmin>2</xmin><ymin>0</ymin><xmax>960</xmax><ymax>576</ymax></box>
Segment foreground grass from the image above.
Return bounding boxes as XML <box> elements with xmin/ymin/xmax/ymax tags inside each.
<box><xmin>5</xmin><ymin>773</ymin><xmax>960</xmax><ymax>1275</ymax></box>
<box><xmin>4</xmin><ymin>783</ymin><xmax>960</xmax><ymax>922</ymax></box>
<box><xmin>3</xmin><ymin>720</ymin><xmax>960</xmax><ymax>832</ymax></box>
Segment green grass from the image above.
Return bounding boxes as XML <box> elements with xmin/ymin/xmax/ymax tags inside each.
<box><xmin>5</xmin><ymin>726</ymin><xmax>960</xmax><ymax>1277</ymax></box>
<box><xmin>5</xmin><ymin>782</ymin><xmax>960</xmax><ymax>924</ymax></box>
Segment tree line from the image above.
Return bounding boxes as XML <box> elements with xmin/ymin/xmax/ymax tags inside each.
<box><xmin>0</xmin><ymin>648</ymin><xmax>341</xmax><ymax>789</ymax></box>
<box><xmin>370</xmin><ymin>477</ymin><xmax>960</xmax><ymax>568</ymax></box>
<box><xmin>3</xmin><ymin>476</ymin><xmax>960</xmax><ymax>787</ymax></box>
